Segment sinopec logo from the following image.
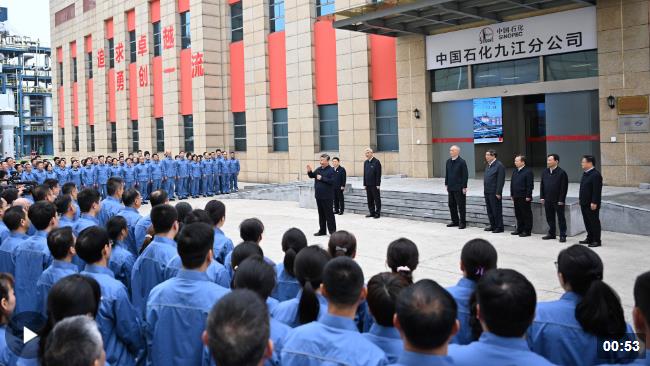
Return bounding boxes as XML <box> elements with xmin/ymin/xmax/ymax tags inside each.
<box><xmin>479</xmin><ymin>27</ymin><xmax>494</xmax><ymax>44</ymax></box>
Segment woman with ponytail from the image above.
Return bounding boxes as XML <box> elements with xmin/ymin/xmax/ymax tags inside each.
<box><xmin>528</xmin><ymin>245</ymin><xmax>634</xmax><ymax>366</ymax></box>
<box><xmin>446</xmin><ymin>238</ymin><xmax>497</xmax><ymax>345</ymax></box>
<box><xmin>271</xmin><ymin>228</ymin><xmax>308</xmax><ymax>302</ymax></box>
<box><xmin>271</xmin><ymin>245</ymin><xmax>331</xmax><ymax>328</ymax></box>
<box><xmin>327</xmin><ymin>231</ymin><xmax>357</xmax><ymax>258</ymax></box>
<box><xmin>386</xmin><ymin>238</ymin><xmax>419</xmax><ymax>284</ymax></box>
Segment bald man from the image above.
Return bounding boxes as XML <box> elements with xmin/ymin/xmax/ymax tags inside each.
<box><xmin>445</xmin><ymin>145</ymin><xmax>468</xmax><ymax>229</ymax></box>
<box><xmin>363</xmin><ymin>148</ymin><xmax>382</xmax><ymax>219</ymax></box>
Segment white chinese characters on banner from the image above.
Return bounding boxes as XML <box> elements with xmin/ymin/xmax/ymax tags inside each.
<box><xmin>426</xmin><ymin>7</ymin><xmax>597</xmax><ymax>70</ymax></box>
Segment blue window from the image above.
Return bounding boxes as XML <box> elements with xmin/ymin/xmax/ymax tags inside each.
<box><xmin>319</xmin><ymin>104</ymin><xmax>339</xmax><ymax>151</ymax></box>
<box><xmin>272</xmin><ymin>108</ymin><xmax>288</xmax><ymax>152</ymax></box>
<box><xmin>234</xmin><ymin>112</ymin><xmax>247</xmax><ymax>152</ymax></box>
<box><xmin>231</xmin><ymin>2</ymin><xmax>243</xmax><ymax>42</ymax></box>
<box><xmin>316</xmin><ymin>0</ymin><xmax>336</xmax><ymax>16</ymax></box>
<box><xmin>153</xmin><ymin>22</ymin><xmax>161</xmax><ymax>57</ymax></box>
<box><xmin>181</xmin><ymin>11</ymin><xmax>191</xmax><ymax>49</ymax></box>
<box><xmin>472</xmin><ymin>57</ymin><xmax>539</xmax><ymax>88</ymax></box>
<box><xmin>375</xmin><ymin>99</ymin><xmax>399</xmax><ymax>152</ymax></box>
<box><xmin>270</xmin><ymin>0</ymin><xmax>284</xmax><ymax>32</ymax></box>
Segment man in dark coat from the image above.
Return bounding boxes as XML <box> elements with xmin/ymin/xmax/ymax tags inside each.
<box><xmin>307</xmin><ymin>154</ymin><xmax>337</xmax><ymax>236</ymax></box>
<box><xmin>363</xmin><ymin>148</ymin><xmax>382</xmax><ymax>219</ymax></box>
<box><xmin>578</xmin><ymin>155</ymin><xmax>603</xmax><ymax>247</ymax></box>
<box><xmin>540</xmin><ymin>153</ymin><xmax>569</xmax><ymax>243</ymax></box>
<box><xmin>483</xmin><ymin>149</ymin><xmax>506</xmax><ymax>233</ymax></box>
<box><xmin>510</xmin><ymin>155</ymin><xmax>534</xmax><ymax>237</ymax></box>
<box><xmin>445</xmin><ymin>145</ymin><xmax>468</xmax><ymax>229</ymax></box>
<box><xmin>332</xmin><ymin>157</ymin><xmax>347</xmax><ymax>215</ymax></box>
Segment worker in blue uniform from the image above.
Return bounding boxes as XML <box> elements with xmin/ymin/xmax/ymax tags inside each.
<box><xmin>222</xmin><ymin>154</ymin><xmax>231</xmax><ymax>194</ymax></box>
<box><xmin>201</xmin><ymin>153</ymin><xmax>214</xmax><ymax>197</ymax></box>
<box><xmin>33</xmin><ymin>161</ymin><xmax>47</xmax><ymax>184</ymax></box>
<box><xmin>110</xmin><ymin>158</ymin><xmax>123</xmax><ymax>178</ymax></box>
<box><xmin>280</xmin><ymin>257</ymin><xmax>388</xmax><ymax>366</ymax></box>
<box><xmin>73</xmin><ymin>188</ymin><xmax>102</xmax><ymax>237</ymax></box>
<box><xmin>55</xmin><ymin>160</ymin><xmax>70</xmax><ymax>187</ymax></box>
<box><xmin>176</xmin><ymin>153</ymin><xmax>190</xmax><ymax>200</ymax></box>
<box><xmin>0</xmin><ymin>207</ymin><xmax>30</xmax><ymax>276</ymax></box>
<box><xmin>230</xmin><ymin>151</ymin><xmax>240</xmax><ymax>192</ymax></box>
<box><xmin>117</xmin><ymin>189</ymin><xmax>143</xmax><ymax>256</ymax></box>
<box><xmin>35</xmin><ymin>227</ymin><xmax>79</xmax><ymax>315</ymax></box>
<box><xmin>161</xmin><ymin>151</ymin><xmax>177</xmax><ymax>200</ymax></box>
<box><xmin>12</xmin><ymin>201</ymin><xmax>58</xmax><ymax>313</ymax></box>
<box><xmin>149</xmin><ymin>154</ymin><xmax>164</xmax><ymax>194</ymax></box>
<box><xmin>215</xmin><ymin>150</ymin><xmax>225</xmax><ymax>195</ymax></box>
<box><xmin>81</xmin><ymin>158</ymin><xmax>96</xmax><ymax>190</ymax></box>
<box><xmin>190</xmin><ymin>155</ymin><xmax>203</xmax><ymax>198</ymax></box>
<box><xmin>449</xmin><ymin>269</ymin><xmax>555</xmax><ymax>366</ymax></box>
<box><xmin>68</xmin><ymin>160</ymin><xmax>82</xmax><ymax>190</ymax></box>
<box><xmin>78</xmin><ymin>226</ymin><xmax>144</xmax><ymax>366</ymax></box>
<box><xmin>21</xmin><ymin>163</ymin><xmax>36</xmax><ymax>182</ymax></box>
<box><xmin>390</xmin><ymin>279</ymin><xmax>458</xmax><ymax>366</ymax></box>
<box><xmin>135</xmin><ymin>157</ymin><xmax>151</xmax><ymax>204</ymax></box>
<box><xmin>94</xmin><ymin>156</ymin><xmax>111</xmax><ymax>199</ymax></box>
<box><xmin>97</xmin><ymin>177</ymin><xmax>125</xmax><ymax>227</ymax></box>
<box><xmin>130</xmin><ymin>204</ymin><xmax>179</xmax><ymax>317</ymax></box>
<box><xmin>145</xmin><ymin>222</ymin><xmax>229</xmax><ymax>366</ymax></box>
<box><xmin>122</xmin><ymin>158</ymin><xmax>136</xmax><ymax>190</ymax></box>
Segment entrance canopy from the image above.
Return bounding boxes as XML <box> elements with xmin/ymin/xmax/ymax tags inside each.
<box><xmin>333</xmin><ymin>0</ymin><xmax>595</xmax><ymax>37</ymax></box>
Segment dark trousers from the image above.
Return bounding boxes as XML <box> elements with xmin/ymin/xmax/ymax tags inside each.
<box><xmin>484</xmin><ymin>194</ymin><xmax>503</xmax><ymax>230</ymax></box>
<box><xmin>513</xmin><ymin>197</ymin><xmax>533</xmax><ymax>233</ymax></box>
<box><xmin>366</xmin><ymin>186</ymin><xmax>381</xmax><ymax>215</ymax></box>
<box><xmin>316</xmin><ymin>198</ymin><xmax>336</xmax><ymax>234</ymax></box>
<box><xmin>334</xmin><ymin>189</ymin><xmax>345</xmax><ymax>213</ymax></box>
<box><xmin>448</xmin><ymin>190</ymin><xmax>466</xmax><ymax>224</ymax></box>
<box><xmin>544</xmin><ymin>201</ymin><xmax>567</xmax><ymax>237</ymax></box>
<box><xmin>580</xmin><ymin>204</ymin><xmax>601</xmax><ymax>243</ymax></box>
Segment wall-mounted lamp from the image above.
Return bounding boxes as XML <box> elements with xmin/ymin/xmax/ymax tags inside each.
<box><xmin>607</xmin><ymin>95</ymin><xmax>616</xmax><ymax>109</ymax></box>
<box><xmin>413</xmin><ymin>108</ymin><xmax>421</xmax><ymax>119</ymax></box>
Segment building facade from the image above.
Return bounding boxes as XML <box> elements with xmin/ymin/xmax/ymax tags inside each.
<box><xmin>51</xmin><ymin>0</ymin><xmax>650</xmax><ymax>186</ymax></box>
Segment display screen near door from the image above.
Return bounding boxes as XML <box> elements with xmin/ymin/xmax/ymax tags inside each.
<box><xmin>473</xmin><ymin>97</ymin><xmax>503</xmax><ymax>144</ymax></box>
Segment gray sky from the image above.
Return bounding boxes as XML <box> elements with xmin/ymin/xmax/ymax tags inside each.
<box><xmin>0</xmin><ymin>0</ymin><xmax>51</xmax><ymax>45</ymax></box>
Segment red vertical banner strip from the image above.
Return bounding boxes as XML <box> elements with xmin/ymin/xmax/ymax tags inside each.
<box><xmin>228</xmin><ymin>0</ymin><xmax>241</xmax><ymax>4</ymax></box>
<box><xmin>230</xmin><ymin>41</ymin><xmax>245</xmax><ymax>113</ymax></box>
<box><xmin>150</xmin><ymin>0</ymin><xmax>160</xmax><ymax>22</ymax></box>
<box><xmin>314</xmin><ymin>19</ymin><xmax>338</xmax><ymax>105</ymax></box>
<box><xmin>178</xmin><ymin>0</ymin><xmax>190</xmax><ymax>13</ymax></box>
<box><xmin>105</xmin><ymin>18</ymin><xmax>114</xmax><ymax>39</ymax></box>
<box><xmin>127</xmin><ymin>10</ymin><xmax>136</xmax><ymax>31</ymax></box>
<box><xmin>85</xmin><ymin>35</ymin><xmax>92</xmax><ymax>52</ymax></box>
<box><xmin>153</xmin><ymin>56</ymin><xmax>163</xmax><ymax>118</ymax></box>
<box><xmin>87</xmin><ymin>79</ymin><xmax>95</xmax><ymax>125</ymax></box>
<box><xmin>108</xmin><ymin>68</ymin><xmax>116</xmax><ymax>122</ymax></box>
<box><xmin>72</xmin><ymin>83</ymin><xmax>79</xmax><ymax>126</ymax></box>
<box><xmin>56</xmin><ymin>47</ymin><xmax>63</xmax><ymax>63</ymax></box>
<box><xmin>70</xmin><ymin>42</ymin><xmax>77</xmax><ymax>58</ymax></box>
<box><xmin>58</xmin><ymin>86</ymin><xmax>65</xmax><ymax>128</ymax></box>
<box><xmin>268</xmin><ymin>31</ymin><xmax>288</xmax><ymax>109</ymax></box>
<box><xmin>129</xmin><ymin>63</ymin><xmax>139</xmax><ymax>120</ymax></box>
<box><xmin>370</xmin><ymin>34</ymin><xmax>397</xmax><ymax>101</ymax></box>
<box><xmin>180</xmin><ymin>48</ymin><xmax>193</xmax><ymax>115</ymax></box>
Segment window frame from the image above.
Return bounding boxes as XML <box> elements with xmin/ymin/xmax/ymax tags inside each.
<box><xmin>231</xmin><ymin>2</ymin><xmax>243</xmax><ymax>42</ymax></box>
<box><xmin>234</xmin><ymin>112</ymin><xmax>247</xmax><ymax>152</ymax></box>
<box><xmin>153</xmin><ymin>21</ymin><xmax>162</xmax><ymax>57</ymax></box>
<box><xmin>129</xmin><ymin>30</ymin><xmax>137</xmax><ymax>63</ymax></box>
<box><xmin>86</xmin><ymin>51</ymin><xmax>93</xmax><ymax>79</ymax></box>
<box><xmin>319</xmin><ymin>104</ymin><xmax>339</xmax><ymax>152</ymax></box>
<box><xmin>270</xmin><ymin>0</ymin><xmax>285</xmax><ymax>33</ymax></box>
<box><xmin>272</xmin><ymin>108</ymin><xmax>288</xmax><ymax>152</ymax></box>
<box><xmin>180</xmin><ymin>11</ymin><xmax>191</xmax><ymax>49</ymax></box>
<box><xmin>316</xmin><ymin>0</ymin><xmax>336</xmax><ymax>17</ymax></box>
<box><xmin>183</xmin><ymin>115</ymin><xmax>194</xmax><ymax>153</ymax></box>
<box><xmin>88</xmin><ymin>124</ymin><xmax>95</xmax><ymax>152</ymax></box>
<box><xmin>108</xmin><ymin>38</ymin><xmax>115</xmax><ymax>68</ymax></box>
<box><xmin>73</xmin><ymin>126</ymin><xmax>79</xmax><ymax>152</ymax></box>
<box><xmin>110</xmin><ymin>123</ymin><xmax>117</xmax><ymax>152</ymax></box>
<box><xmin>375</xmin><ymin>99</ymin><xmax>399</xmax><ymax>152</ymax></box>
<box><xmin>131</xmin><ymin>120</ymin><xmax>139</xmax><ymax>152</ymax></box>
<box><xmin>155</xmin><ymin>118</ymin><xmax>165</xmax><ymax>153</ymax></box>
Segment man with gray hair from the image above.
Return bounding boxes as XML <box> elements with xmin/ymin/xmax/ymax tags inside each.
<box><xmin>445</xmin><ymin>145</ymin><xmax>468</xmax><ymax>229</ymax></box>
<box><xmin>307</xmin><ymin>154</ymin><xmax>337</xmax><ymax>236</ymax></box>
<box><xmin>363</xmin><ymin>148</ymin><xmax>382</xmax><ymax>219</ymax></box>
<box><xmin>43</xmin><ymin>315</ymin><xmax>106</xmax><ymax>366</ymax></box>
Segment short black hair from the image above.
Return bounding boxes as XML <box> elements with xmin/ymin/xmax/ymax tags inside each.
<box><xmin>461</xmin><ymin>239</ymin><xmax>498</xmax><ymax>282</ymax></box>
<box><xmin>396</xmin><ymin>279</ymin><xmax>457</xmax><ymax>350</ymax></box>
<box><xmin>367</xmin><ymin>272</ymin><xmax>409</xmax><ymax>327</ymax></box>
<box><xmin>3</xmin><ymin>206</ymin><xmax>26</xmax><ymax>231</ymax></box>
<box><xmin>486</xmin><ymin>149</ymin><xmax>497</xmax><ymax>157</ymax></box>
<box><xmin>239</xmin><ymin>218</ymin><xmax>264</xmax><ymax>242</ymax></box>
<box><xmin>76</xmin><ymin>226</ymin><xmax>110</xmax><ymax>264</ymax></box>
<box><xmin>176</xmin><ymin>222</ymin><xmax>214</xmax><ymax>269</ymax></box>
<box><xmin>476</xmin><ymin>268</ymin><xmax>536</xmax><ymax>337</ymax></box>
<box><xmin>33</xmin><ymin>185</ymin><xmax>51</xmax><ymax>202</ymax></box>
<box><xmin>206</xmin><ymin>289</ymin><xmax>269</xmax><ymax>366</ymax></box>
<box><xmin>233</xmin><ymin>256</ymin><xmax>276</xmax><ymax>300</ymax></box>
<box><xmin>634</xmin><ymin>271</ymin><xmax>650</xmax><ymax>327</ymax></box>
<box><xmin>77</xmin><ymin>188</ymin><xmax>100</xmax><ymax>213</ymax></box>
<box><xmin>54</xmin><ymin>195</ymin><xmax>73</xmax><ymax>216</ymax></box>
<box><xmin>547</xmin><ymin>153</ymin><xmax>560</xmax><ymax>162</ymax></box>
<box><xmin>43</xmin><ymin>315</ymin><xmax>104</xmax><ymax>366</ymax></box>
<box><xmin>106</xmin><ymin>216</ymin><xmax>127</xmax><ymax>242</ymax></box>
<box><xmin>320</xmin><ymin>154</ymin><xmax>330</xmax><ymax>161</ymax></box>
<box><xmin>61</xmin><ymin>182</ymin><xmax>77</xmax><ymax>195</ymax></box>
<box><xmin>582</xmin><ymin>154</ymin><xmax>596</xmax><ymax>165</ymax></box>
<box><xmin>175</xmin><ymin>202</ymin><xmax>193</xmax><ymax>224</ymax></box>
<box><xmin>231</xmin><ymin>242</ymin><xmax>264</xmax><ymax>270</ymax></box>
<box><xmin>332</xmin><ymin>157</ymin><xmax>340</xmax><ymax>162</ymax></box>
<box><xmin>121</xmin><ymin>188</ymin><xmax>140</xmax><ymax>207</ymax></box>
<box><xmin>184</xmin><ymin>209</ymin><xmax>213</xmax><ymax>226</ymax></box>
<box><xmin>28</xmin><ymin>201</ymin><xmax>57</xmax><ymax>231</ymax></box>
<box><xmin>47</xmin><ymin>227</ymin><xmax>75</xmax><ymax>260</ymax></box>
<box><xmin>44</xmin><ymin>179</ymin><xmax>59</xmax><ymax>191</ymax></box>
<box><xmin>106</xmin><ymin>177</ymin><xmax>124</xmax><ymax>197</ymax></box>
<box><xmin>151</xmin><ymin>204</ymin><xmax>178</xmax><ymax>234</ymax></box>
<box><xmin>149</xmin><ymin>190</ymin><xmax>168</xmax><ymax>207</ymax></box>
<box><xmin>515</xmin><ymin>154</ymin><xmax>527</xmax><ymax>164</ymax></box>
<box><xmin>322</xmin><ymin>257</ymin><xmax>364</xmax><ymax>306</ymax></box>
<box><xmin>327</xmin><ymin>231</ymin><xmax>357</xmax><ymax>258</ymax></box>
<box><xmin>1</xmin><ymin>188</ymin><xmax>19</xmax><ymax>205</ymax></box>
<box><xmin>205</xmin><ymin>200</ymin><xmax>226</xmax><ymax>226</ymax></box>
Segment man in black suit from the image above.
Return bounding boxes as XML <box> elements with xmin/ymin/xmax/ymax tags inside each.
<box><xmin>510</xmin><ymin>155</ymin><xmax>534</xmax><ymax>237</ymax></box>
<box><xmin>445</xmin><ymin>145</ymin><xmax>468</xmax><ymax>229</ymax></box>
<box><xmin>540</xmin><ymin>153</ymin><xmax>569</xmax><ymax>243</ymax></box>
<box><xmin>364</xmin><ymin>148</ymin><xmax>382</xmax><ymax>219</ymax></box>
<box><xmin>332</xmin><ymin>157</ymin><xmax>347</xmax><ymax>215</ymax></box>
<box><xmin>307</xmin><ymin>154</ymin><xmax>336</xmax><ymax>236</ymax></box>
<box><xmin>578</xmin><ymin>155</ymin><xmax>603</xmax><ymax>247</ymax></box>
<box><xmin>483</xmin><ymin>149</ymin><xmax>506</xmax><ymax>233</ymax></box>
